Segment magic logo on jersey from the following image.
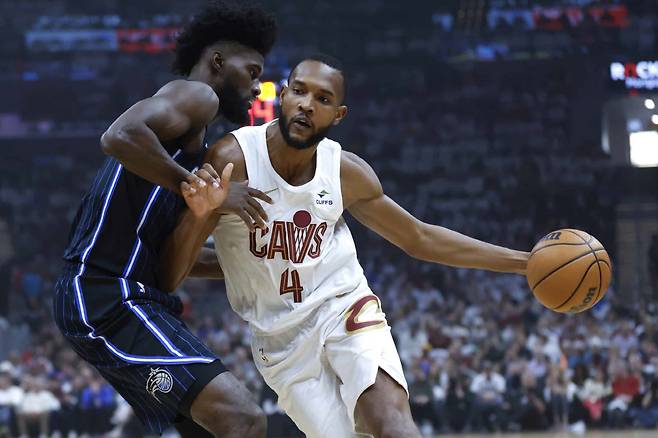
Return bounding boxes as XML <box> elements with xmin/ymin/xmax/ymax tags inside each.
<box><xmin>250</xmin><ymin>210</ymin><xmax>327</xmax><ymax>263</ymax></box>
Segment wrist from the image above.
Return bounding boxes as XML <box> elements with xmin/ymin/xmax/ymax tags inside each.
<box><xmin>186</xmin><ymin>207</ymin><xmax>213</xmax><ymax>221</ymax></box>
<box><xmin>510</xmin><ymin>250</ymin><xmax>529</xmax><ymax>275</ymax></box>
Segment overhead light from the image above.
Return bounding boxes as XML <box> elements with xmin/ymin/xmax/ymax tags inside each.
<box><xmin>645</xmin><ymin>99</ymin><xmax>656</xmax><ymax>110</ymax></box>
<box><xmin>652</xmin><ymin>114</ymin><xmax>658</xmax><ymax>125</ymax></box>
<box><xmin>629</xmin><ymin>131</ymin><xmax>658</xmax><ymax>167</ymax></box>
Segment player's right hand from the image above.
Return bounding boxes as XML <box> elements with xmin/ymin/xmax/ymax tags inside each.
<box><xmin>181</xmin><ymin>163</ymin><xmax>233</xmax><ymax>218</ymax></box>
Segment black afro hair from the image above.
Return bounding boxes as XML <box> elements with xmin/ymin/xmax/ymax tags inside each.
<box><xmin>172</xmin><ymin>1</ymin><xmax>277</xmax><ymax>76</ymax></box>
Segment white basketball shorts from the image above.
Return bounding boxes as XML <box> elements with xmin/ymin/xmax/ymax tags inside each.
<box><xmin>250</xmin><ymin>291</ymin><xmax>408</xmax><ymax>438</ymax></box>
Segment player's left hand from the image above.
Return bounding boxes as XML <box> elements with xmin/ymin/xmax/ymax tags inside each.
<box><xmin>181</xmin><ymin>163</ymin><xmax>233</xmax><ymax>218</ymax></box>
<box><xmin>217</xmin><ymin>181</ymin><xmax>273</xmax><ymax>231</ymax></box>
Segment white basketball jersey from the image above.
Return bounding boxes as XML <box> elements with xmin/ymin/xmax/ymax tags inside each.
<box><xmin>212</xmin><ymin>122</ymin><xmax>369</xmax><ymax>333</ymax></box>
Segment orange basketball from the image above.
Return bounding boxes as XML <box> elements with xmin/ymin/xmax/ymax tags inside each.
<box><xmin>527</xmin><ymin>229</ymin><xmax>612</xmax><ymax>314</ymax></box>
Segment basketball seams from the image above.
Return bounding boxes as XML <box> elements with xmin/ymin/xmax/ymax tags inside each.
<box><xmin>562</xmin><ymin>229</ymin><xmax>590</xmax><ymax>242</ymax></box>
<box><xmin>530</xmin><ymin>250</ymin><xmax>593</xmax><ymax>290</ymax></box>
<box><xmin>592</xmin><ymin>261</ymin><xmax>611</xmax><ymax>306</ymax></box>
<box><xmin>563</xmin><ymin>229</ymin><xmax>605</xmax><ymax>309</ymax></box>
<box><xmin>530</xmin><ymin>242</ymin><xmax>588</xmax><ymax>257</ymax></box>
<box><xmin>551</xmin><ymin>261</ymin><xmax>597</xmax><ymax>311</ymax></box>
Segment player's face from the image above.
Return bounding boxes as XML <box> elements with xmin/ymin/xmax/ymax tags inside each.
<box><xmin>217</xmin><ymin>48</ymin><xmax>264</xmax><ymax>125</ymax></box>
<box><xmin>279</xmin><ymin>61</ymin><xmax>347</xmax><ymax>150</ymax></box>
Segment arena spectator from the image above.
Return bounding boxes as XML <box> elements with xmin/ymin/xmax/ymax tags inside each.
<box><xmin>0</xmin><ymin>373</ymin><xmax>22</xmax><ymax>437</ymax></box>
<box><xmin>469</xmin><ymin>361</ymin><xmax>506</xmax><ymax>432</ymax></box>
<box><xmin>15</xmin><ymin>376</ymin><xmax>60</xmax><ymax>438</ymax></box>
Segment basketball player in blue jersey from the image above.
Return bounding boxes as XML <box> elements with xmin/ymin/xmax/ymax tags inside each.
<box><xmin>53</xmin><ymin>3</ymin><xmax>276</xmax><ymax>437</ymax></box>
<box><xmin>161</xmin><ymin>55</ymin><xmax>531</xmax><ymax>438</ymax></box>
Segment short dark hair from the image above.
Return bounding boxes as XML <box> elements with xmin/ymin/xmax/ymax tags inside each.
<box><xmin>289</xmin><ymin>53</ymin><xmax>347</xmax><ymax>102</ymax></box>
<box><xmin>172</xmin><ymin>1</ymin><xmax>277</xmax><ymax>76</ymax></box>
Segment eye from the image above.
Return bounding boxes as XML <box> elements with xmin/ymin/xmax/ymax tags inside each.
<box><xmin>293</xmin><ymin>87</ymin><xmax>303</xmax><ymax>95</ymax></box>
<box><xmin>249</xmin><ymin>69</ymin><xmax>258</xmax><ymax>80</ymax></box>
<box><xmin>319</xmin><ymin>96</ymin><xmax>330</xmax><ymax>104</ymax></box>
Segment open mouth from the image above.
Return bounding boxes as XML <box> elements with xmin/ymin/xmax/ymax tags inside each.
<box><xmin>291</xmin><ymin>116</ymin><xmax>312</xmax><ymax>130</ymax></box>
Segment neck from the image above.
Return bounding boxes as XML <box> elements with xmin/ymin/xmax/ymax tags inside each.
<box><xmin>187</xmin><ymin>64</ymin><xmax>217</xmax><ymax>89</ymax></box>
<box><xmin>266</xmin><ymin>121</ymin><xmax>318</xmax><ymax>184</ymax></box>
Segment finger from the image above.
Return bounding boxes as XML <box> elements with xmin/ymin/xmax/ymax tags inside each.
<box><xmin>236</xmin><ymin>209</ymin><xmax>255</xmax><ymax>232</ymax></box>
<box><xmin>180</xmin><ymin>181</ymin><xmax>196</xmax><ymax>195</ymax></box>
<box><xmin>201</xmin><ymin>163</ymin><xmax>221</xmax><ymax>188</ymax></box>
<box><xmin>247</xmin><ymin>196</ymin><xmax>269</xmax><ymax>222</ymax></box>
<box><xmin>247</xmin><ymin>188</ymin><xmax>274</xmax><ymax>205</ymax></box>
<box><xmin>220</xmin><ymin>163</ymin><xmax>234</xmax><ymax>190</ymax></box>
<box><xmin>243</xmin><ymin>203</ymin><xmax>265</xmax><ymax>230</ymax></box>
<box><xmin>195</xmin><ymin>169</ymin><xmax>215</xmax><ymax>185</ymax></box>
<box><xmin>186</xmin><ymin>172</ymin><xmax>206</xmax><ymax>189</ymax></box>
<box><xmin>201</xmin><ymin>163</ymin><xmax>220</xmax><ymax>180</ymax></box>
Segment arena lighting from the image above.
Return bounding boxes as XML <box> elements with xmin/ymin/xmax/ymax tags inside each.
<box><xmin>258</xmin><ymin>81</ymin><xmax>277</xmax><ymax>102</ymax></box>
<box><xmin>646</xmin><ymin>99</ymin><xmax>656</xmax><ymax>110</ymax></box>
<box><xmin>629</xmin><ymin>131</ymin><xmax>658</xmax><ymax>167</ymax></box>
<box><xmin>653</xmin><ymin>115</ymin><xmax>658</xmax><ymax>125</ymax></box>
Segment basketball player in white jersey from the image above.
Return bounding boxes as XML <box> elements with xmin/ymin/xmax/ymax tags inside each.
<box><xmin>161</xmin><ymin>55</ymin><xmax>530</xmax><ymax>438</ymax></box>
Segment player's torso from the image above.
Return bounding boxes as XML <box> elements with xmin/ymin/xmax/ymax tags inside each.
<box><xmin>64</xmin><ymin>138</ymin><xmax>206</xmax><ymax>287</ymax></box>
<box><xmin>213</xmin><ymin>123</ymin><xmax>367</xmax><ymax>332</ymax></box>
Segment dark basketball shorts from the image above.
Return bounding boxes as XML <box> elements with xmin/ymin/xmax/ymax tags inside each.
<box><xmin>53</xmin><ymin>263</ymin><xmax>227</xmax><ymax>434</ymax></box>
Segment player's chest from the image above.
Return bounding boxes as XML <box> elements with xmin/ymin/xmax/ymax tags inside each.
<box><xmin>248</xmin><ymin>190</ymin><xmax>341</xmax><ymax>264</ymax></box>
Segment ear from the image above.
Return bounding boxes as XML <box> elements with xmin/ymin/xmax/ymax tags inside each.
<box><xmin>279</xmin><ymin>84</ymin><xmax>288</xmax><ymax>103</ymax></box>
<box><xmin>332</xmin><ymin>105</ymin><xmax>348</xmax><ymax>126</ymax></box>
<box><xmin>211</xmin><ymin>51</ymin><xmax>224</xmax><ymax>72</ymax></box>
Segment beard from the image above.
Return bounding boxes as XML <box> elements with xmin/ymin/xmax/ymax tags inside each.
<box><xmin>279</xmin><ymin>112</ymin><xmax>333</xmax><ymax>150</ymax></box>
<box><xmin>218</xmin><ymin>77</ymin><xmax>250</xmax><ymax>125</ymax></box>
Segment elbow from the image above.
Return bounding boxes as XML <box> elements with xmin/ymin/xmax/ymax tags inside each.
<box><xmin>402</xmin><ymin>221</ymin><xmax>426</xmax><ymax>260</ymax></box>
<box><xmin>100</xmin><ymin>124</ymin><xmax>138</xmax><ymax>158</ymax></box>
<box><xmin>100</xmin><ymin>130</ymin><xmax>120</xmax><ymax>157</ymax></box>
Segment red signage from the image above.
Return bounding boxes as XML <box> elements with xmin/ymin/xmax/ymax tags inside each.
<box><xmin>117</xmin><ymin>28</ymin><xmax>179</xmax><ymax>54</ymax></box>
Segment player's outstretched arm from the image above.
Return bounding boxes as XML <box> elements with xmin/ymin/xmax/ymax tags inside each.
<box><xmin>100</xmin><ymin>80</ymin><xmax>218</xmax><ymax>194</ymax></box>
<box><xmin>342</xmin><ymin>152</ymin><xmax>529</xmax><ymax>275</ymax></box>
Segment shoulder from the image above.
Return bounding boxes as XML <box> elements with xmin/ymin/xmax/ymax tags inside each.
<box><xmin>206</xmin><ymin>133</ymin><xmax>247</xmax><ymax>181</ymax></box>
<box><xmin>341</xmin><ymin>151</ymin><xmax>380</xmax><ymax>188</ymax></box>
<box><xmin>157</xmin><ymin>80</ymin><xmax>218</xmax><ymax>104</ymax></box>
<box><xmin>155</xmin><ymin>80</ymin><xmax>219</xmax><ymax>117</ymax></box>
<box><xmin>340</xmin><ymin>151</ymin><xmax>383</xmax><ymax>206</ymax></box>
<box><xmin>209</xmin><ymin>133</ymin><xmax>243</xmax><ymax>162</ymax></box>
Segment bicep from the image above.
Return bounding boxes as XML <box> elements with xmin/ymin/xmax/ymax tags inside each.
<box><xmin>347</xmin><ymin>194</ymin><xmax>422</xmax><ymax>254</ymax></box>
<box><xmin>107</xmin><ymin>97</ymin><xmax>193</xmax><ymax>142</ymax></box>
<box><xmin>204</xmin><ymin>134</ymin><xmax>248</xmax><ymax>182</ymax></box>
<box><xmin>341</xmin><ymin>150</ymin><xmax>423</xmax><ymax>253</ymax></box>
<box><xmin>106</xmin><ymin>84</ymin><xmax>218</xmax><ymax>141</ymax></box>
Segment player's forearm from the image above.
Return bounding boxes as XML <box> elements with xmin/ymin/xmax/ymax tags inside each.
<box><xmin>189</xmin><ymin>247</ymin><xmax>224</xmax><ymax>279</ymax></box>
<box><xmin>101</xmin><ymin>124</ymin><xmax>190</xmax><ymax>194</ymax></box>
<box><xmin>159</xmin><ymin>210</ymin><xmax>217</xmax><ymax>292</ymax></box>
<box><xmin>410</xmin><ymin>223</ymin><xmax>528</xmax><ymax>274</ymax></box>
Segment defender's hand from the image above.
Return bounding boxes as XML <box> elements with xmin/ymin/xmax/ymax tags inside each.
<box><xmin>181</xmin><ymin>163</ymin><xmax>233</xmax><ymax>218</ymax></box>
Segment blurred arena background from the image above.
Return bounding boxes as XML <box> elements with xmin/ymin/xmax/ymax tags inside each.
<box><xmin>1</xmin><ymin>0</ymin><xmax>658</xmax><ymax>437</ymax></box>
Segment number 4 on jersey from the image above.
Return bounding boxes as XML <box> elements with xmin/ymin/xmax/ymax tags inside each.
<box><xmin>280</xmin><ymin>269</ymin><xmax>303</xmax><ymax>303</ymax></box>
